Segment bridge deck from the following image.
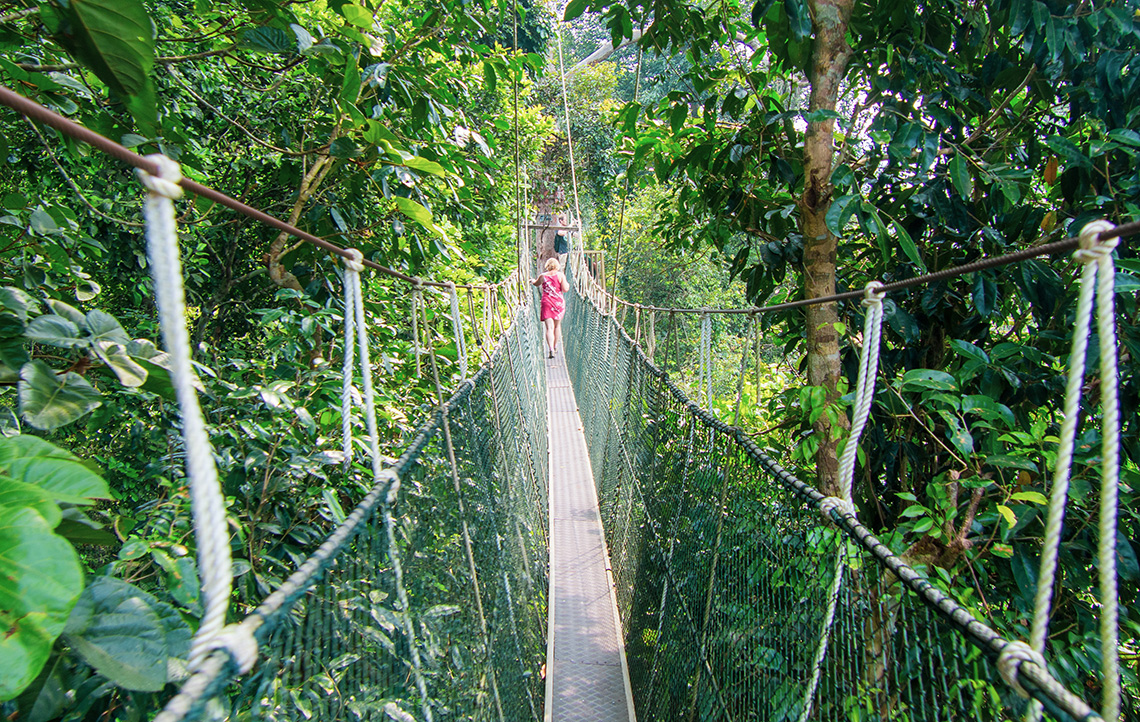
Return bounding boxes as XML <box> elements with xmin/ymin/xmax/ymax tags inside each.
<box><xmin>544</xmin><ymin>348</ymin><xmax>636</xmax><ymax>722</ymax></box>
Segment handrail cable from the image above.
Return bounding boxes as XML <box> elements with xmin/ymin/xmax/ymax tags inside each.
<box><xmin>0</xmin><ymin>84</ymin><xmax>508</xmax><ymax>292</ymax></box>
<box><xmin>555</xmin><ymin>6</ymin><xmax>583</xmax><ymax>233</ymax></box>
<box><xmin>598</xmin><ymin>227</ymin><xmax>1138</xmax><ymax>315</ymax></box>
<box><xmin>608</xmin><ymin>32</ymin><xmax>643</xmax><ymax>308</ymax></box>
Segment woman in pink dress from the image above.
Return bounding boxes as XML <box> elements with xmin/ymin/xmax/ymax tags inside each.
<box><xmin>532</xmin><ymin>257</ymin><xmax>570</xmax><ymax>359</ymax></box>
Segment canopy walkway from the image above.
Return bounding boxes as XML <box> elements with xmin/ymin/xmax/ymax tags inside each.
<box><xmin>0</xmin><ymin>85</ymin><xmax>1124</xmax><ymax>722</ymax></box>
<box><xmin>148</xmin><ymin>254</ymin><xmax>1102</xmax><ymax>722</ymax></box>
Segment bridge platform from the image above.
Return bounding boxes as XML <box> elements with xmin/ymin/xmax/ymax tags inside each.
<box><xmin>544</xmin><ymin>348</ymin><xmax>636</xmax><ymax>722</ymax></box>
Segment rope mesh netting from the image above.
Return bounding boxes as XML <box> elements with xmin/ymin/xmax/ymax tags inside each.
<box><xmin>159</xmin><ymin>299</ymin><xmax>549</xmax><ymax>722</ymax></box>
<box><xmin>562</xmin><ymin>255</ymin><xmax>1099</xmax><ymax>722</ymax></box>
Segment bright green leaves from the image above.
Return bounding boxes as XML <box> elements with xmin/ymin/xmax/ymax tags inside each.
<box><xmin>56</xmin><ymin>0</ymin><xmax>157</xmax><ymax>133</ymax></box>
<box><xmin>0</xmin><ymin>506</ymin><xmax>84</xmax><ymax>701</ymax></box>
<box><xmin>19</xmin><ymin>361</ymin><xmax>102</xmax><ymax>431</ymax></box>
<box><xmin>241</xmin><ymin>27</ymin><xmax>297</xmax><ymax>54</ymax></box>
<box><xmin>63</xmin><ymin>577</ymin><xmax>191</xmax><ymax>692</ymax></box>
<box><xmin>0</xmin><ymin>435</ymin><xmax>110</xmax><ymax>701</ymax></box>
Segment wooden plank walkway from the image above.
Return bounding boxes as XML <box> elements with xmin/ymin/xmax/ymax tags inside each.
<box><xmin>544</xmin><ymin>347</ymin><xmax>636</xmax><ymax>722</ymax></box>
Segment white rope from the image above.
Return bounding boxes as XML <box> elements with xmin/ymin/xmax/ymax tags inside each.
<box><xmin>999</xmin><ymin>640</ymin><xmax>1049</xmax><ymax>698</ymax></box>
<box><xmin>340</xmin><ymin>252</ymin><xmax>434</xmax><ymax>721</ymax></box>
<box><xmin>138</xmin><ymin>155</ymin><xmax>240</xmax><ymax>672</ymax></box>
<box><xmin>448</xmin><ymin>282</ymin><xmax>469</xmax><ymax>379</ymax></box>
<box><xmin>797</xmin><ymin>281</ymin><xmax>884</xmax><ymax>722</ymax></box>
<box><xmin>341</xmin><ymin>251</ymin><xmax>363</xmax><ymax>468</ymax></box>
<box><xmin>699</xmin><ymin>312</ymin><xmax>712</xmax><ymax>409</ymax></box>
<box><xmin>555</xmin><ymin>8</ymin><xmax>583</xmax><ymax>233</ymax></box>
<box><xmin>410</xmin><ymin>281</ymin><xmax>423</xmax><ymax>378</ymax></box>
<box><xmin>837</xmin><ymin>281</ymin><xmax>885</xmax><ymax>504</ymax></box>
<box><xmin>1025</xmin><ymin>219</ymin><xmax>1120</xmax><ymax>722</ymax></box>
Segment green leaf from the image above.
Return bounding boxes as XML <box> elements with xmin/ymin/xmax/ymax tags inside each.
<box><xmin>151</xmin><ymin>551</ymin><xmax>201</xmax><ymax>613</ymax></box>
<box><xmin>84</xmin><ymin>310</ymin><xmax>130</xmax><ymax>345</ymax></box>
<box><xmin>0</xmin><ymin>435</ymin><xmax>109</xmax><ymax>504</ymax></box>
<box><xmin>973</xmin><ymin>274</ymin><xmax>998</xmax><ymax>317</ymax></box>
<box><xmin>64</xmin><ymin>576</ymin><xmax>190</xmax><ymax>692</ymax></box>
<box><xmin>1045</xmin><ymin>135</ymin><xmax>1092</xmax><ymax>169</ymax></box>
<box><xmin>893</xmin><ymin>220</ymin><xmax>926</xmax><ymax>272</ymax></box>
<box><xmin>92</xmin><ymin>342</ymin><xmax>148</xmax><ymax>387</ymax></box>
<box><xmin>340</xmin><ymin>4</ymin><xmax>374</xmax><ymax>29</ymax></box>
<box><xmin>900</xmin><ymin>368</ymin><xmax>958</xmax><ymax>391</ymax></box>
<box><xmin>28</xmin><ymin>209</ymin><xmax>59</xmax><ymax>236</ymax></box>
<box><xmin>401</xmin><ymin>156</ymin><xmax>447</xmax><ymax>176</ymax></box>
<box><xmin>395</xmin><ymin>196</ymin><xmax>434</xmax><ymax>229</ymax></box>
<box><xmin>949</xmin><ymin>153</ymin><xmax>973</xmax><ymax>198</ymax></box>
<box><xmin>0</xmin><ymin>476</ymin><xmax>61</xmax><ymax>527</ymax></box>
<box><xmin>241</xmin><ymin>27</ymin><xmax>296</xmax><ymax>54</ymax></box>
<box><xmin>18</xmin><ymin>361</ymin><xmax>103</xmax><ymax>431</ymax></box>
<box><xmin>64</xmin><ymin>0</ymin><xmax>156</xmax><ymax>131</ymax></box>
<box><xmin>564</xmin><ymin>0</ymin><xmax>589</xmax><ymax>21</ymax></box>
<box><xmin>1011</xmin><ymin>491</ymin><xmax>1048</xmax><ymax>505</ymax></box>
<box><xmin>996</xmin><ymin>504</ymin><xmax>1017</xmax><ymax>529</ymax></box>
<box><xmin>948</xmin><ymin>339</ymin><xmax>989</xmax><ymax>364</ymax></box>
<box><xmin>24</xmin><ymin>315</ymin><xmax>84</xmax><ymax>348</ymax></box>
<box><xmin>0</xmin><ymin>506</ymin><xmax>83</xmax><ymax>701</ymax></box>
<box><xmin>985</xmin><ymin>454</ymin><xmax>1038</xmax><ymax>472</ymax></box>
<box><xmin>824</xmin><ymin>194</ymin><xmax>861</xmax><ymax>236</ymax></box>
<box><xmin>784</xmin><ymin>0</ymin><xmax>811</xmax><ymax>40</ymax></box>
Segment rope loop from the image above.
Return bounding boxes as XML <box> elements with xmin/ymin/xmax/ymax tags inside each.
<box><xmin>343</xmin><ymin>248</ymin><xmax>365</xmax><ymax>273</ymax></box>
<box><xmin>137</xmin><ymin>154</ymin><xmax>183</xmax><ymax>199</ymax></box>
<box><xmin>209</xmin><ymin>623</ymin><xmax>260</xmax><ymax>674</ymax></box>
<box><xmin>1074</xmin><ymin>219</ymin><xmax>1118</xmax><ymax>263</ymax></box>
<box><xmin>997</xmin><ymin>640</ymin><xmax>1048</xmax><ymax>698</ymax></box>
<box><xmin>861</xmin><ymin>280</ymin><xmax>886</xmax><ymax>308</ymax></box>
<box><xmin>819</xmin><ymin>495</ymin><xmax>855</xmax><ymax>519</ymax></box>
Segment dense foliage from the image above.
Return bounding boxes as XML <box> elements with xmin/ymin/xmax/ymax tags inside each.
<box><xmin>0</xmin><ymin>0</ymin><xmax>556</xmax><ymax>718</ymax></box>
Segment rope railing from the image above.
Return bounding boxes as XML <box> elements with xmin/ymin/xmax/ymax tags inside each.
<box><xmin>563</xmin><ymin>253</ymin><xmax>1103</xmax><ymax>722</ymax></box>
<box><xmin>0</xmin><ymin>84</ymin><xmax>527</xmax><ymax>294</ymax></box>
<box><xmin>585</xmin><ymin>224</ymin><xmax>1137</xmax><ymax>316</ymax></box>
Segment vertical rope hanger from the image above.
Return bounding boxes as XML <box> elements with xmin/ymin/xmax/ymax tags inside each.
<box><xmin>340</xmin><ymin>249</ymin><xmax>434</xmax><ymax>722</ymax></box>
<box><xmin>138</xmin><ymin>155</ymin><xmax>257</xmax><ymax>673</ymax></box>
<box><xmin>448</xmin><ymin>282</ymin><xmax>469</xmax><ymax>379</ymax></box>
<box><xmin>797</xmin><ymin>281</ymin><xmax>885</xmax><ymax>722</ymax></box>
<box><xmin>699</xmin><ymin>311</ymin><xmax>712</xmax><ymax>409</ymax></box>
<box><xmin>1002</xmin><ymin>219</ymin><xmax>1122</xmax><ymax>722</ymax></box>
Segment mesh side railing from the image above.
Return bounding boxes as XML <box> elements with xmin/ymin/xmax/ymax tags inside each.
<box><xmin>158</xmin><ymin>301</ymin><xmax>549</xmax><ymax>722</ymax></box>
<box><xmin>562</xmin><ymin>259</ymin><xmax>1099</xmax><ymax>722</ymax></box>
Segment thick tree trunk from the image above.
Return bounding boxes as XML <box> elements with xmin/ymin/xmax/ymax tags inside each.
<box><xmin>800</xmin><ymin>0</ymin><xmax>854</xmax><ymax>496</ymax></box>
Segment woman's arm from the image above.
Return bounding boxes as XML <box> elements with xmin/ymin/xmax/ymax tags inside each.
<box><xmin>560</xmin><ymin>273</ymin><xmax>570</xmax><ymax>292</ymax></box>
<box><xmin>531</xmin><ymin>276</ymin><xmax>541</xmax><ymax>287</ymax></box>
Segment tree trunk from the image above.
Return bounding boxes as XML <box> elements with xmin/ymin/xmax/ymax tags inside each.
<box><xmin>800</xmin><ymin>0</ymin><xmax>854</xmax><ymax>497</ymax></box>
<box><xmin>267</xmin><ymin>152</ymin><xmax>335</xmax><ymax>292</ymax></box>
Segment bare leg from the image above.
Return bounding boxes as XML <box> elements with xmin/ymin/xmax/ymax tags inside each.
<box><xmin>543</xmin><ymin>318</ymin><xmax>555</xmax><ymax>354</ymax></box>
<box><xmin>553</xmin><ymin>318</ymin><xmax>563</xmax><ymax>352</ymax></box>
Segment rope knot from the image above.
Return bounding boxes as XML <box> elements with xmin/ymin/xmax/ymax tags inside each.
<box><xmin>208</xmin><ymin>623</ymin><xmax>260</xmax><ymax>674</ymax></box>
<box><xmin>1074</xmin><ymin>219</ymin><xmax>1118</xmax><ymax>263</ymax></box>
<box><xmin>861</xmin><ymin>281</ymin><xmax>886</xmax><ymax>308</ymax></box>
<box><xmin>383</xmin><ymin>468</ymin><xmax>402</xmax><ymax>506</ymax></box>
<box><xmin>819</xmin><ymin>496</ymin><xmax>855</xmax><ymax>519</ymax></box>
<box><xmin>344</xmin><ymin>248</ymin><xmax>365</xmax><ymax>273</ymax></box>
<box><xmin>412</xmin><ymin>277</ymin><xmax>424</xmax><ymax>290</ymax></box>
<box><xmin>997</xmin><ymin>640</ymin><xmax>1047</xmax><ymax>698</ymax></box>
<box><xmin>137</xmin><ymin>154</ymin><xmax>183</xmax><ymax>200</ymax></box>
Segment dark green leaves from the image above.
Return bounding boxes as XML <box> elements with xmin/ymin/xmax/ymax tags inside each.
<box><xmin>948</xmin><ymin>154</ymin><xmax>972</xmax><ymax>198</ymax></box>
<box><xmin>63</xmin><ymin>577</ymin><xmax>191</xmax><ymax>692</ymax></box>
<box><xmin>0</xmin><ymin>506</ymin><xmax>84</xmax><ymax>701</ymax></box>
<box><xmin>564</xmin><ymin>0</ymin><xmax>589</xmax><ymax>21</ymax></box>
<box><xmin>19</xmin><ymin>361</ymin><xmax>102</xmax><ymax>431</ymax></box>
<box><xmin>61</xmin><ymin>0</ymin><xmax>156</xmax><ymax>133</ymax></box>
<box><xmin>241</xmin><ymin>27</ymin><xmax>296</xmax><ymax>54</ymax></box>
<box><xmin>784</xmin><ymin>0</ymin><xmax>811</xmax><ymax>41</ymax></box>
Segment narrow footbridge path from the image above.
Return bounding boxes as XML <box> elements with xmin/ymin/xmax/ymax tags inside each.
<box><xmin>546</xmin><ymin>348</ymin><xmax>636</xmax><ymax>721</ymax></box>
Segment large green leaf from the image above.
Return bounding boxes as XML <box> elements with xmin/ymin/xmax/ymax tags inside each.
<box><xmin>92</xmin><ymin>342</ymin><xmax>148</xmax><ymax>387</ymax></box>
<box><xmin>84</xmin><ymin>310</ymin><xmax>130</xmax><ymax>345</ymax></box>
<box><xmin>0</xmin><ymin>435</ymin><xmax>109</xmax><ymax>504</ymax></box>
<box><xmin>60</xmin><ymin>0</ymin><xmax>156</xmax><ymax>132</ymax></box>
<box><xmin>24</xmin><ymin>315</ymin><xmax>84</xmax><ymax>348</ymax></box>
<box><xmin>18</xmin><ymin>361</ymin><xmax>103</xmax><ymax>430</ymax></box>
<box><xmin>0</xmin><ymin>476</ymin><xmax>61</xmax><ymax>527</ymax></box>
<box><xmin>64</xmin><ymin>576</ymin><xmax>190</xmax><ymax>692</ymax></box>
<box><xmin>0</xmin><ymin>506</ymin><xmax>84</xmax><ymax>701</ymax></box>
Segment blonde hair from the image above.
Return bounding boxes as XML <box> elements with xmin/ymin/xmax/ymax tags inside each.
<box><xmin>544</xmin><ymin>257</ymin><xmax>561</xmax><ymax>272</ymax></box>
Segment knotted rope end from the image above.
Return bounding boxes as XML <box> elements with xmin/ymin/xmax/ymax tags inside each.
<box><xmin>137</xmin><ymin>154</ymin><xmax>184</xmax><ymax>200</ymax></box>
<box><xmin>1075</xmin><ymin>220</ymin><xmax>1118</xmax><ymax>263</ymax></box>
<box><xmin>997</xmin><ymin>640</ymin><xmax>1047</xmax><ymax>698</ymax></box>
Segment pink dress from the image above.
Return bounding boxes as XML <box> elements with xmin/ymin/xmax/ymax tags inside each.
<box><xmin>539</xmin><ymin>273</ymin><xmax>565</xmax><ymax>321</ymax></box>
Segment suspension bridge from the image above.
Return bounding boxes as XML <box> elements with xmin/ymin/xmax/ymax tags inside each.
<box><xmin>0</xmin><ymin>59</ymin><xmax>1134</xmax><ymax>722</ymax></box>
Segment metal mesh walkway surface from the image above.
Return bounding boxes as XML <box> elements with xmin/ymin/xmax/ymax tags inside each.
<box><xmin>545</xmin><ymin>349</ymin><xmax>637</xmax><ymax>722</ymax></box>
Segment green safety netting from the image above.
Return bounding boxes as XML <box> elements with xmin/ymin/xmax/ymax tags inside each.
<box><xmin>562</xmin><ymin>261</ymin><xmax>1098</xmax><ymax>722</ymax></box>
<box><xmin>159</xmin><ymin>300</ymin><xmax>549</xmax><ymax>722</ymax></box>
